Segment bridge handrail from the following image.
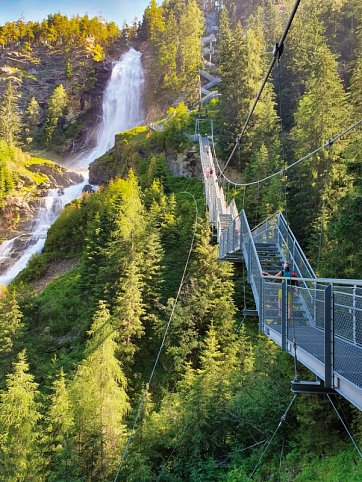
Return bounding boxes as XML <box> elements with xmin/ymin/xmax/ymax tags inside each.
<box><xmin>240</xmin><ymin>210</ymin><xmax>263</xmax><ymax>274</ymax></box>
<box><xmin>277</xmin><ymin>212</ymin><xmax>316</xmax><ymax>278</ymax></box>
<box><xmin>251</xmin><ymin>212</ymin><xmax>279</xmax><ymax>233</ymax></box>
<box><xmin>262</xmin><ymin>274</ymin><xmax>362</xmax><ymax>288</ymax></box>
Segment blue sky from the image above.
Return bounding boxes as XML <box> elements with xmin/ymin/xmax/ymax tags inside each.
<box><xmin>0</xmin><ymin>0</ymin><xmax>150</xmax><ymax>26</ymax></box>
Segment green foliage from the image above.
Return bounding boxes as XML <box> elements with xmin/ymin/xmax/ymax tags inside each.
<box><xmin>30</xmin><ymin>267</ymin><xmax>89</xmax><ymax>339</ymax></box>
<box><xmin>0</xmin><ymin>141</ymin><xmax>49</xmax><ymax>204</ymax></box>
<box><xmin>292</xmin><ymin>448</ymin><xmax>362</xmax><ymax>481</ymax></box>
<box><xmin>23</xmin><ymin>96</ymin><xmax>40</xmax><ymax>146</ymax></box>
<box><xmin>0</xmin><ymin>143</ymin><xmax>15</xmax><ymax>203</ymax></box>
<box><xmin>86</xmin><ymin>42</ymin><xmax>105</xmax><ymax>62</ymax></box>
<box><xmin>0</xmin><ymin>351</ymin><xmax>45</xmax><ymax>480</ymax></box>
<box><xmin>44</xmin><ymin>197</ymin><xmax>94</xmax><ymax>259</ymax></box>
<box><xmin>112</xmin><ymin>259</ymin><xmax>145</xmax><ymax>364</ymax></box>
<box><xmin>1</xmin><ymin>2</ymin><xmax>361</xmax><ymax>480</ymax></box>
<box><xmin>144</xmin><ymin>0</ymin><xmax>204</xmax><ymax>98</ymax></box>
<box><xmin>289</xmin><ymin>40</ymin><xmax>351</xmax><ymax>260</ymax></box>
<box><xmin>44</xmin><ymin>368</ymin><xmax>80</xmax><ymax>481</ymax></box>
<box><xmin>44</xmin><ymin>85</ymin><xmax>68</xmax><ymax>144</ymax></box>
<box><xmin>152</xmin><ymin>103</ymin><xmax>194</xmax><ymax>153</ymax></box>
<box><xmin>0</xmin><ymin>289</ymin><xmax>24</xmax><ymax>383</ymax></box>
<box><xmin>0</xmin><ymin>14</ymin><xmax>120</xmax><ymax>50</ymax></box>
<box><xmin>15</xmin><ymin>253</ymin><xmax>49</xmax><ymax>283</ymax></box>
<box><xmin>71</xmin><ymin>301</ymin><xmax>129</xmax><ymax>480</ymax></box>
<box><xmin>0</xmin><ymin>80</ymin><xmax>21</xmax><ymax>146</ymax></box>
<box><xmin>65</xmin><ymin>59</ymin><xmax>73</xmax><ymax>79</ymax></box>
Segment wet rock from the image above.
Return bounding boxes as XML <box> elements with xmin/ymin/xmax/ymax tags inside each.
<box><xmin>82</xmin><ymin>184</ymin><xmax>95</xmax><ymax>194</ymax></box>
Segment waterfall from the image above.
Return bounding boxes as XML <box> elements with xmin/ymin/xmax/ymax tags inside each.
<box><xmin>78</xmin><ymin>48</ymin><xmax>145</xmax><ymax>166</ymax></box>
<box><xmin>0</xmin><ymin>48</ymin><xmax>144</xmax><ymax>285</ymax></box>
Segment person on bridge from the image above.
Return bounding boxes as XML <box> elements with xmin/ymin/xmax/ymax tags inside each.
<box><xmin>262</xmin><ymin>262</ymin><xmax>296</xmax><ymax>318</ymax></box>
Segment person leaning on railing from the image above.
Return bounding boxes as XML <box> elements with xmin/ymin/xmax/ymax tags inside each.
<box><xmin>262</xmin><ymin>262</ymin><xmax>295</xmax><ymax>318</ymax></box>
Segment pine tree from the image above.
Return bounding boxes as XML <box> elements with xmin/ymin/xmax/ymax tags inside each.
<box><xmin>65</xmin><ymin>59</ymin><xmax>73</xmax><ymax>80</ymax></box>
<box><xmin>144</xmin><ymin>0</ymin><xmax>165</xmax><ymax>48</ymax></box>
<box><xmin>0</xmin><ymin>81</ymin><xmax>21</xmax><ymax>146</ymax></box>
<box><xmin>101</xmin><ymin>171</ymin><xmax>147</xmax><ymax>298</ymax></box>
<box><xmin>158</xmin><ymin>9</ymin><xmax>179</xmax><ymax>89</ymax></box>
<box><xmin>0</xmin><ymin>351</ymin><xmax>44</xmax><ymax>480</ymax></box>
<box><xmin>218</xmin><ymin>8</ymin><xmax>236</xmax><ymax>151</ymax></box>
<box><xmin>71</xmin><ymin>301</ymin><xmax>129</xmax><ymax>480</ymax></box>
<box><xmin>262</xmin><ymin>0</ymin><xmax>283</xmax><ymax>47</ymax></box>
<box><xmin>218</xmin><ymin>19</ymin><xmax>263</xmax><ymax>155</ymax></box>
<box><xmin>45</xmin><ymin>369</ymin><xmax>79</xmax><ymax>481</ymax></box>
<box><xmin>23</xmin><ymin>96</ymin><xmax>40</xmax><ymax>145</ymax></box>
<box><xmin>289</xmin><ymin>42</ymin><xmax>351</xmax><ymax>253</ymax></box>
<box><xmin>0</xmin><ymin>289</ymin><xmax>24</xmax><ymax>380</ymax></box>
<box><xmin>112</xmin><ymin>260</ymin><xmax>145</xmax><ymax>365</ymax></box>
<box><xmin>318</xmin><ymin>10</ymin><xmax>362</xmax><ymax>277</ymax></box>
<box><xmin>177</xmin><ymin>0</ymin><xmax>204</xmax><ymax>98</ymax></box>
<box><xmin>279</xmin><ymin>0</ymin><xmax>330</xmax><ymax>129</ymax></box>
<box><xmin>350</xmin><ymin>7</ymin><xmax>362</xmax><ymax>119</ymax></box>
<box><xmin>44</xmin><ymin>84</ymin><xmax>67</xmax><ymax>144</ymax></box>
<box><xmin>80</xmin><ymin>209</ymin><xmax>111</xmax><ymax>300</ymax></box>
<box><xmin>162</xmin><ymin>218</ymin><xmax>237</xmax><ymax>372</ymax></box>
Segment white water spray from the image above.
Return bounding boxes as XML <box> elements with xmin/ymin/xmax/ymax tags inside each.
<box><xmin>78</xmin><ymin>48</ymin><xmax>145</xmax><ymax>166</ymax></box>
<box><xmin>0</xmin><ymin>48</ymin><xmax>144</xmax><ymax>285</ymax></box>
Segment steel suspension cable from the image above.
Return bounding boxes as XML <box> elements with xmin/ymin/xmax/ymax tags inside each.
<box><xmin>219</xmin><ymin>0</ymin><xmax>302</xmax><ymax>177</ymax></box>
<box><xmin>217</xmin><ymin>118</ymin><xmax>362</xmax><ymax>188</ymax></box>
<box><xmin>247</xmin><ymin>395</ymin><xmax>297</xmax><ymax>481</ymax></box>
<box><xmin>276</xmin><ymin>57</ymin><xmax>298</xmax><ymax>381</ymax></box>
<box><xmin>277</xmin><ymin>58</ymin><xmax>289</xmax><ymax>223</ymax></box>
<box><xmin>113</xmin><ymin>192</ymin><xmax>199</xmax><ymax>481</ymax></box>
<box><xmin>327</xmin><ymin>395</ymin><xmax>362</xmax><ymax>459</ymax></box>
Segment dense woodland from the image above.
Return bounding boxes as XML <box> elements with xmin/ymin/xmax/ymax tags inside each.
<box><xmin>0</xmin><ymin>0</ymin><xmax>361</xmax><ymax>481</ymax></box>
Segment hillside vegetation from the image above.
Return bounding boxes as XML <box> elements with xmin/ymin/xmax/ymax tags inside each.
<box><xmin>0</xmin><ymin>1</ymin><xmax>361</xmax><ymax>481</ymax></box>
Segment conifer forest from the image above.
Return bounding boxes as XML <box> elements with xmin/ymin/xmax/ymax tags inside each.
<box><xmin>0</xmin><ymin>0</ymin><xmax>361</xmax><ymax>480</ymax></box>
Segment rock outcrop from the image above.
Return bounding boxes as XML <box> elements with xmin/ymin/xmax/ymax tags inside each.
<box><xmin>0</xmin><ymin>162</ymin><xmax>83</xmax><ymax>240</ymax></box>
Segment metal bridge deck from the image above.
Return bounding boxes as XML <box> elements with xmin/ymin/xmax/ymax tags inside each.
<box><xmin>267</xmin><ymin>324</ymin><xmax>362</xmax><ymax>388</ymax></box>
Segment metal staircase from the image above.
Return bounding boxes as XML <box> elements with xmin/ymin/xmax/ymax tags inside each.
<box><xmin>198</xmin><ymin>134</ymin><xmax>362</xmax><ymax>411</ymax></box>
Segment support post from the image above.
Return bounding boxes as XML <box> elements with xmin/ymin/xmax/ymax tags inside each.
<box><xmin>240</xmin><ymin>216</ymin><xmax>244</xmax><ymax>253</ymax></box>
<box><xmin>247</xmin><ymin>240</ymin><xmax>252</xmax><ymax>283</ymax></box>
<box><xmin>324</xmin><ymin>284</ymin><xmax>334</xmax><ymax>388</ymax></box>
<box><xmin>259</xmin><ymin>277</ymin><xmax>264</xmax><ymax>333</ymax></box>
<box><xmin>353</xmin><ymin>285</ymin><xmax>357</xmax><ymax>345</ymax></box>
<box><xmin>281</xmin><ymin>280</ymin><xmax>287</xmax><ymax>351</ymax></box>
<box><xmin>232</xmin><ymin>221</ymin><xmax>236</xmax><ymax>253</ymax></box>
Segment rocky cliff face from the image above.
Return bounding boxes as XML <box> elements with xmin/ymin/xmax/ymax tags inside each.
<box><xmin>0</xmin><ymin>41</ymin><xmax>128</xmax><ymax>155</ymax></box>
<box><xmin>0</xmin><ymin>161</ymin><xmax>83</xmax><ymax>241</ymax></box>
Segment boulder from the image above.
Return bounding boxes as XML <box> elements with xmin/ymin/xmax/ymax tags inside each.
<box><xmin>27</xmin><ymin>163</ymin><xmax>83</xmax><ymax>188</ymax></box>
<box><xmin>82</xmin><ymin>184</ymin><xmax>95</xmax><ymax>194</ymax></box>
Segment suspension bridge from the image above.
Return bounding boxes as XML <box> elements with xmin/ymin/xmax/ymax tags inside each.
<box><xmin>198</xmin><ymin>133</ymin><xmax>362</xmax><ymax>411</ymax></box>
<box><xmin>194</xmin><ymin>0</ymin><xmax>362</xmax><ymax>413</ymax></box>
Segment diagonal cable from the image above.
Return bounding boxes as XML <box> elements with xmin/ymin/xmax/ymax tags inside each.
<box><xmin>113</xmin><ymin>192</ymin><xmax>199</xmax><ymax>481</ymax></box>
<box><xmin>219</xmin><ymin>0</ymin><xmax>302</xmax><ymax>177</ymax></box>
<box><xmin>217</xmin><ymin>118</ymin><xmax>362</xmax><ymax>188</ymax></box>
<box><xmin>327</xmin><ymin>394</ymin><xmax>362</xmax><ymax>459</ymax></box>
<box><xmin>247</xmin><ymin>395</ymin><xmax>297</xmax><ymax>481</ymax></box>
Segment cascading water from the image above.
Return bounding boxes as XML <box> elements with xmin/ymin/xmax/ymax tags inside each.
<box><xmin>0</xmin><ymin>48</ymin><xmax>144</xmax><ymax>285</ymax></box>
<box><xmin>78</xmin><ymin>48</ymin><xmax>145</xmax><ymax>167</ymax></box>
